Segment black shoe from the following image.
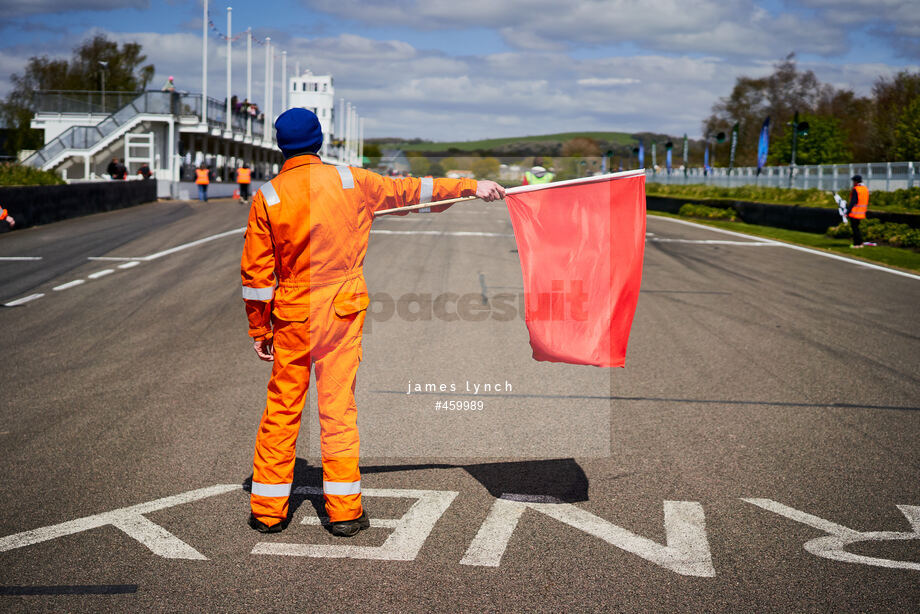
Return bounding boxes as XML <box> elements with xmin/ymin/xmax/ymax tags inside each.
<box><xmin>329</xmin><ymin>512</ymin><xmax>370</xmax><ymax>537</ymax></box>
<box><xmin>249</xmin><ymin>514</ymin><xmax>284</xmax><ymax>534</ymax></box>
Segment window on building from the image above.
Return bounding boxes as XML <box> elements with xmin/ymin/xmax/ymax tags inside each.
<box><xmin>302</xmin><ymin>82</ymin><xmax>306</xmax><ymax>91</ymax></box>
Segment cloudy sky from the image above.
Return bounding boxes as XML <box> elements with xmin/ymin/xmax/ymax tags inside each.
<box><xmin>1</xmin><ymin>0</ymin><xmax>918</xmax><ymax>141</ymax></box>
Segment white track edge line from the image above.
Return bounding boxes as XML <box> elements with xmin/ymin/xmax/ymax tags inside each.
<box><xmin>3</xmin><ymin>293</ymin><xmax>44</xmax><ymax>306</ymax></box>
<box><xmin>651</xmin><ymin>214</ymin><xmax>920</xmax><ymax>281</ymax></box>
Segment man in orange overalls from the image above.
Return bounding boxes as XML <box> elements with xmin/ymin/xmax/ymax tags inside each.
<box><xmin>236</xmin><ymin>163</ymin><xmax>252</xmax><ymax>205</ymax></box>
<box><xmin>241</xmin><ymin>108</ymin><xmax>504</xmax><ymax>536</ymax></box>
<box><xmin>195</xmin><ymin>164</ymin><xmax>210</xmax><ymax>202</ymax></box>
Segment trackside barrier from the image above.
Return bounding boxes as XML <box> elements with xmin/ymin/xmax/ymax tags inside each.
<box><xmin>648</xmin><ymin>161</ymin><xmax>920</xmax><ymax>192</ymax></box>
<box><xmin>645</xmin><ymin>196</ymin><xmax>920</xmax><ymax>233</ymax></box>
<box><xmin>0</xmin><ymin>180</ymin><xmax>158</xmax><ymax>230</ymax></box>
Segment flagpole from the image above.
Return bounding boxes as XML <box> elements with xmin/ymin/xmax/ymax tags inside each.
<box><xmin>374</xmin><ymin>169</ymin><xmax>646</xmax><ymax>216</ymax></box>
<box><xmin>375</xmin><ymin>196</ymin><xmax>479</xmax><ymax>216</ymax></box>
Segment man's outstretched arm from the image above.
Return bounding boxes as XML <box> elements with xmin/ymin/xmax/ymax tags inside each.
<box><xmin>353</xmin><ymin>169</ymin><xmax>504</xmax><ymax>215</ymax></box>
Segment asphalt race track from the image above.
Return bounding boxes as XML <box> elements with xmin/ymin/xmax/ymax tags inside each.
<box><xmin>0</xmin><ymin>194</ymin><xmax>918</xmax><ymax>612</ymax></box>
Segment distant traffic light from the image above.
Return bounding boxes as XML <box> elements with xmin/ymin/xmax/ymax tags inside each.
<box><xmin>788</xmin><ymin>111</ymin><xmax>808</xmax><ymax>187</ymax></box>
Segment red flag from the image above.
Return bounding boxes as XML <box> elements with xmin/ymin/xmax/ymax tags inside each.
<box><xmin>505</xmin><ymin>170</ymin><xmax>646</xmax><ymax>367</ymax></box>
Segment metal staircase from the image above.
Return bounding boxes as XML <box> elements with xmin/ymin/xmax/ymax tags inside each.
<box><xmin>24</xmin><ymin>92</ymin><xmax>172</xmax><ymax>170</ymax></box>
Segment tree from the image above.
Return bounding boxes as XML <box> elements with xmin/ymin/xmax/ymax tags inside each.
<box><xmin>407</xmin><ymin>153</ymin><xmax>430</xmax><ymax>176</ymax></box>
<box><xmin>363</xmin><ymin>143</ymin><xmax>382</xmax><ymax>158</ymax></box>
<box><xmin>428</xmin><ymin>160</ymin><xmax>445</xmax><ymax>177</ymax></box>
<box><xmin>471</xmin><ymin>157</ymin><xmax>500</xmax><ymax>180</ymax></box>
<box><xmin>561</xmin><ymin>137</ymin><xmax>601</xmax><ymax>158</ymax></box>
<box><xmin>769</xmin><ymin>113</ymin><xmax>852</xmax><ymax>165</ymax></box>
<box><xmin>893</xmin><ymin>96</ymin><xmax>920</xmax><ymax>161</ymax></box>
<box><xmin>440</xmin><ymin>156</ymin><xmax>475</xmax><ymax>171</ymax></box>
<box><xmin>872</xmin><ymin>71</ymin><xmax>920</xmax><ymax>161</ymax></box>
<box><xmin>702</xmin><ymin>54</ymin><xmax>868</xmax><ymax>166</ymax></box>
<box><xmin>1</xmin><ymin>34</ymin><xmax>154</xmax><ymax>156</ymax></box>
<box><xmin>815</xmin><ymin>89</ymin><xmax>873</xmax><ymax>162</ymax></box>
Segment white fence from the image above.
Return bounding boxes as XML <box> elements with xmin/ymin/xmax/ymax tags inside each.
<box><xmin>648</xmin><ymin>161</ymin><xmax>920</xmax><ymax>192</ymax></box>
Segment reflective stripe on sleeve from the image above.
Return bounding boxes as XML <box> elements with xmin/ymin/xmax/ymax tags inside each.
<box><xmin>323</xmin><ymin>480</ymin><xmax>361</xmax><ymax>496</ymax></box>
<box><xmin>251</xmin><ymin>481</ymin><xmax>292</xmax><ymax>497</ymax></box>
<box><xmin>336</xmin><ymin>166</ymin><xmax>355</xmax><ymax>189</ymax></box>
<box><xmin>242</xmin><ymin>285</ymin><xmax>274</xmax><ymax>301</ymax></box>
<box><xmin>419</xmin><ymin>177</ymin><xmax>433</xmax><ymax>203</ymax></box>
<box><xmin>259</xmin><ymin>181</ymin><xmax>280</xmax><ymax>207</ymax></box>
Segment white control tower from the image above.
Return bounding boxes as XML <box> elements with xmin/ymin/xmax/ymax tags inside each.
<box><xmin>288</xmin><ymin>70</ymin><xmax>335</xmax><ymax>157</ymax></box>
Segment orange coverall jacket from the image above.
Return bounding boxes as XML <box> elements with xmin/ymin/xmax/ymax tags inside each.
<box><xmin>241</xmin><ymin>154</ymin><xmax>477</xmax><ymax>339</ymax></box>
<box><xmin>240</xmin><ymin>154</ymin><xmax>477</xmax><ymax>525</ymax></box>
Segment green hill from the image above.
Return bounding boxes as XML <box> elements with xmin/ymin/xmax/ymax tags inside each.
<box><xmin>378</xmin><ymin>131</ymin><xmax>637</xmax><ymax>153</ymax></box>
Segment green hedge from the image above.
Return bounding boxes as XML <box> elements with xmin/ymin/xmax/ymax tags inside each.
<box><xmin>648</xmin><ymin>182</ymin><xmax>920</xmax><ymax>213</ymax></box>
<box><xmin>827</xmin><ymin>218</ymin><xmax>920</xmax><ymax>248</ymax></box>
<box><xmin>678</xmin><ymin>203</ymin><xmax>738</xmax><ymax>221</ymax></box>
<box><xmin>0</xmin><ymin>163</ymin><xmax>65</xmax><ymax>186</ymax></box>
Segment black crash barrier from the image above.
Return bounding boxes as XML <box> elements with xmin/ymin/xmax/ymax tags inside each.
<box><xmin>0</xmin><ymin>180</ymin><xmax>158</xmax><ymax>231</ymax></box>
<box><xmin>646</xmin><ymin>195</ymin><xmax>920</xmax><ymax>233</ymax></box>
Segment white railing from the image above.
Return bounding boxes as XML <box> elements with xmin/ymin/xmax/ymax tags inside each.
<box><xmin>648</xmin><ymin>161</ymin><xmax>919</xmax><ymax>192</ymax></box>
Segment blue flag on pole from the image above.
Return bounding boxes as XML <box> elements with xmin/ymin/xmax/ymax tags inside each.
<box><xmin>638</xmin><ymin>141</ymin><xmax>645</xmax><ymax>168</ymax></box>
<box><xmin>704</xmin><ymin>144</ymin><xmax>710</xmax><ymax>173</ymax></box>
<box><xmin>757</xmin><ymin>117</ymin><xmax>771</xmax><ymax>170</ymax></box>
<box><xmin>666</xmin><ymin>148</ymin><xmax>672</xmax><ymax>173</ymax></box>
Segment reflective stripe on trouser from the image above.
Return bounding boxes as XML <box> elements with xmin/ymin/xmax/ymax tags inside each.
<box><xmin>251</xmin><ymin>308</ymin><xmax>365</xmax><ymax>524</ymax></box>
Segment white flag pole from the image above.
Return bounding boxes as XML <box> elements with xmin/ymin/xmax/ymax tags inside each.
<box><xmin>375</xmin><ymin>196</ymin><xmax>478</xmax><ymax>216</ymax></box>
<box><xmin>374</xmin><ymin>169</ymin><xmax>646</xmax><ymax>216</ymax></box>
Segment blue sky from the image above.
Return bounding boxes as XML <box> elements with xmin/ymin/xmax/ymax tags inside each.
<box><xmin>1</xmin><ymin>0</ymin><xmax>918</xmax><ymax>140</ymax></box>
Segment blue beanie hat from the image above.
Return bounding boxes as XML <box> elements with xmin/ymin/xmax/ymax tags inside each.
<box><xmin>275</xmin><ymin>108</ymin><xmax>323</xmax><ymax>156</ymax></box>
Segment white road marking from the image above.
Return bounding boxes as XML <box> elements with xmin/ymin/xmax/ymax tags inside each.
<box><xmin>460</xmin><ymin>495</ymin><xmax>715</xmax><ymax>576</ymax></box>
<box><xmin>650</xmin><ymin>238</ymin><xmax>775</xmax><ymax>246</ymax></box>
<box><xmin>53</xmin><ymin>280</ymin><xmax>86</xmax><ymax>291</ymax></box>
<box><xmin>3</xmin><ymin>293</ymin><xmax>44</xmax><ymax>307</ymax></box>
<box><xmin>252</xmin><ymin>487</ymin><xmax>458</xmax><ymax>561</ymax></box>
<box><xmin>141</xmin><ymin>227</ymin><xmax>244</xmax><ymax>261</ymax></box>
<box><xmin>0</xmin><ymin>256</ymin><xmax>42</xmax><ymax>261</ymax></box>
<box><xmin>653</xmin><ymin>215</ymin><xmax>920</xmax><ymax>281</ymax></box>
<box><xmin>371</xmin><ymin>230</ymin><xmax>514</xmax><ymax>238</ymax></box>
<box><xmin>8</xmin><ymin>229</ymin><xmax>241</xmax><ymax>305</ymax></box>
<box><xmin>743</xmin><ymin>499</ymin><xmax>920</xmax><ymax>571</ymax></box>
<box><xmin>0</xmin><ymin>484</ymin><xmax>241</xmax><ymax>560</ymax></box>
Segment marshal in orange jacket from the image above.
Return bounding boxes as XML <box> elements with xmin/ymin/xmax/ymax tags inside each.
<box><xmin>240</xmin><ymin>154</ymin><xmax>477</xmax><ymax>528</ymax></box>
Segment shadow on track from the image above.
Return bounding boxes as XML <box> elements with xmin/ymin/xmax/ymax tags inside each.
<box><xmin>243</xmin><ymin>457</ymin><xmax>591</xmax><ymax>523</ymax></box>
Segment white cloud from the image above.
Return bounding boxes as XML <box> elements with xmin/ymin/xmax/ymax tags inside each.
<box><xmin>1</xmin><ymin>26</ymin><xmax>916</xmax><ymax>142</ymax></box>
<box><xmin>577</xmin><ymin>77</ymin><xmax>641</xmax><ymax>87</ymax></box>
<box><xmin>796</xmin><ymin>0</ymin><xmax>920</xmax><ymax>57</ymax></box>
<box><xmin>0</xmin><ymin>1</ymin><xmax>148</xmax><ymax>19</ymax></box>
<box><xmin>301</xmin><ymin>0</ymin><xmax>852</xmax><ymax>58</ymax></box>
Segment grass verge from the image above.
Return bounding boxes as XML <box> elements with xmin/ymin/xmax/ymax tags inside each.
<box><xmin>646</xmin><ymin>183</ymin><xmax>920</xmax><ymax>215</ymax></box>
<box><xmin>648</xmin><ymin>211</ymin><xmax>920</xmax><ymax>274</ymax></box>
